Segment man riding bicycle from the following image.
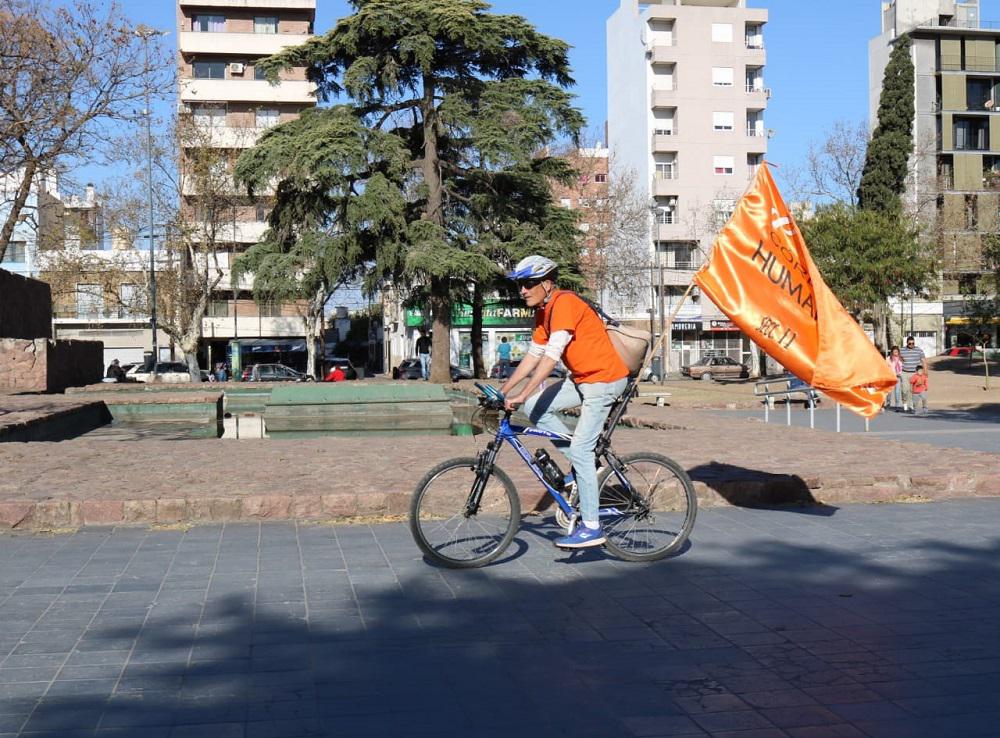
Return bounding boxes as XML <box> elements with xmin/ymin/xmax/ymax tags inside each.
<box><xmin>500</xmin><ymin>255</ymin><xmax>630</xmax><ymax>549</ymax></box>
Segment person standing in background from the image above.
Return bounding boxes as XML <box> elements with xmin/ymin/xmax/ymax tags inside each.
<box><xmin>415</xmin><ymin>328</ymin><xmax>432</xmax><ymax>381</ymax></box>
<box><xmin>496</xmin><ymin>336</ymin><xmax>513</xmax><ymax>375</ymax></box>
<box><xmin>899</xmin><ymin>336</ymin><xmax>927</xmax><ymax>413</ymax></box>
<box><xmin>886</xmin><ymin>346</ymin><xmax>903</xmax><ymax>411</ymax></box>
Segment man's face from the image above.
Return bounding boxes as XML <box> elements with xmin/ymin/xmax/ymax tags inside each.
<box><xmin>518</xmin><ymin>278</ymin><xmax>551</xmax><ymax>308</ymax></box>
<box><xmin>907</xmin><ymin>340</ymin><xmax>915</xmax><ymax>349</ymax></box>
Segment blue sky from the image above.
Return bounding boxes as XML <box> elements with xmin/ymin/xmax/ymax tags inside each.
<box><xmin>87</xmin><ymin>0</ymin><xmax>1000</xmax><ymax>190</ymax></box>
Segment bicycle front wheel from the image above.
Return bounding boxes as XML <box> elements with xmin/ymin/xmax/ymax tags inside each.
<box><xmin>598</xmin><ymin>452</ymin><xmax>697</xmax><ymax>562</ymax></box>
<box><xmin>409</xmin><ymin>457</ymin><xmax>520</xmax><ymax>569</ymax></box>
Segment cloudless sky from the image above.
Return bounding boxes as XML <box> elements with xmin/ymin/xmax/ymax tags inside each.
<box><xmin>80</xmin><ymin>0</ymin><xmax>1000</xmax><ymax>192</ymax></box>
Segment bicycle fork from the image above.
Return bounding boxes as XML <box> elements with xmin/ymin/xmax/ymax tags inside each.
<box><xmin>464</xmin><ymin>441</ymin><xmax>501</xmax><ymax>517</ymax></box>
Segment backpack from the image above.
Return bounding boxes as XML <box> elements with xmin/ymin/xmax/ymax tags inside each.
<box><xmin>546</xmin><ymin>291</ymin><xmax>653</xmax><ymax>377</ymax></box>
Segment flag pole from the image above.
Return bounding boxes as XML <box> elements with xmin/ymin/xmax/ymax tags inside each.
<box><xmin>641</xmin><ymin>282</ymin><xmax>695</xmax><ymax>382</ymax></box>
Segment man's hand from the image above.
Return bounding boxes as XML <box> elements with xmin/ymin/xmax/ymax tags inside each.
<box><xmin>504</xmin><ymin>392</ymin><xmax>527</xmax><ymax>411</ymax></box>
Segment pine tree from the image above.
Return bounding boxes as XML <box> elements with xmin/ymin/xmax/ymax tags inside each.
<box><xmin>858</xmin><ymin>34</ymin><xmax>914</xmax><ymax>212</ymax></box>
<box><xmin>244</xmin><ymin>0</ymin><xmax>584</xmax><ymax>382</ymax></box>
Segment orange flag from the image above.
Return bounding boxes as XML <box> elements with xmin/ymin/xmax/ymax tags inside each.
<box><xmin>693</xmin><ymin>163</ymin><xmax>897</xmax><ymax>418</ymax></box>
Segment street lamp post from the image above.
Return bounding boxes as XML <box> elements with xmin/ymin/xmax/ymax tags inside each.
<box><xmin>135</xmin><ymin>25</ymin><xmax>166</xmax><ymax>366</ymax></box>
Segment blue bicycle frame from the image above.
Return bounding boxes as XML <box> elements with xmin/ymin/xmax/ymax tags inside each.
<box><xmin>478</xmin><ymin>382</ymin><xmax>632</xmax><ymax>521</ymax></box>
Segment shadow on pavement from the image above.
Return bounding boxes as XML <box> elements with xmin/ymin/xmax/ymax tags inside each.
<box><xmin>9</xmin><ymin>517</ymin><xmax>1000</xmax><ymax>738</ymax></box>
<box><xmin>687</xmin><ymin>461</ymin><xmax>830</xmax><ymax>512</ymax></box>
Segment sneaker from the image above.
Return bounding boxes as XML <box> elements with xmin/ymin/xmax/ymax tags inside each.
<box><xmin>555</xmin><ymin>524</ymin><xmax>606</xmax><ymax>549</ymax></box>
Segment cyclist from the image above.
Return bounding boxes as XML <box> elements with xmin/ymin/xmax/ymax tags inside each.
<box><xmin>500</xmin><ymin>255</ymin><xmax>629</xmax><ymax>549</ymax></box>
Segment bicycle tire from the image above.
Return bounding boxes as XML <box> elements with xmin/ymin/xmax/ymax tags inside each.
<box><xmin>598</xmin><ymin>452</ymin><xmax>697</xmax><ymax>562</ymax></box>
<box><xmin>409</xmin><ymin>457</ymin><xmax>520</xmax><ymax>569</ymax></box>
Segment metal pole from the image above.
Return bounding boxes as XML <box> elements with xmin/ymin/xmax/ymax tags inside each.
<box><xmin>656</xmin><ymin>243</ymin><xmax>665</xmax><ymax>385</ymax></box>
<box><xmin>808</xmin><ymin>397</ymin><xmax>814</xmax><ymax>429</ymax></box>
<box><xmin>143</xmin><ymin>31</ymin><xmax>158</xmax><ymax>366</ymax></box>
<box><xmin>836</xmin><ymin>403</ymin><xmax>841</xmax><ymax>433</ymax></box>
<box><xmin>786</xmin><ymin>396</ymin><xmax>791</xmax><ymax>426</ymax></box>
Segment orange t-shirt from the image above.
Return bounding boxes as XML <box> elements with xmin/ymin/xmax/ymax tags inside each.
<box><xmin>532</xmin><ymin>291</ymin><xmax>629</xmax><ymax>384</ymax></box>
<box><xmin>910</xmin><ymin>373</ymin><xmax>928</xmax><ymax>394</ymax></box>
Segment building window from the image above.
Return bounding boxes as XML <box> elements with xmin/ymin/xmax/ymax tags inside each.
<box><xmin>965</xmin><ymin>194</ymin><xmax>978</xmax><ymax>228</ymax></box>
<box><xmin>656</xmin><ymin>198</ymin><xmax>677</xmax><ymax>225</ymax></box>
<box><xmin>119</xmin><ymin>284</ymin><xmax>137</xmax><ymax>319</ymax></box>
<box><xmin>745</xmin><ymin>23</ymin><xmax>764</xmax><ymax>49</ymax></box>
<box><xmin>193</xmin><ymin>61</ymin><xmax>226</xmax><ymax>80</ymax></box>
<box><xmin>714</xmin><ymin>199</ymin><xmax>736</xmax><ymax>225</ymax></box>
<box><xmin>254</xmin><ymin>65</ymin><xmax>268</xmax><ymax>81</ymax></box>
<box><xmin>655</xmin><ymin>159</ymin><xmax>677</xmax><ymax>180</ymax></box>
<box><xmin>208</xmin><ymin>301</ymin><xmax>230</xmax><ymax>318</ymax></box>
<box><xmin>713</xmin><ymin>156</ymin><xmax>735</xmax><ymax>175</ymax></box>
<box><xmin>594</xmin><ymin>173</ymin><xmax>607</xmax><ymax>183</ymax></box>
<box><xmin>713</xmin><ymin>111</ymin><xmax>734</xmax><ymax>131</ymax></box>
<box><xmin>76</xmin><ymin>284</ymin><xmax>104</xmax><ymax>319</ymax></box>
<box><xmin>559</xmin><ymin>198</ymin><xmax>572</xmax><ymax>208</ymax></box>
<box><xmin>255</xmin><ymin>204</ymin><xmax>269</xmax><ymax>222</ymax></box>
<box><xmin>955</xmin><ymin>118</ymin><xmax>989</xmax><ymax>150</ymax></box>
<box><xmin>747</xmin><ymin>153</ymin><xmax>763</xmax><ymax>178</ymax></box>
<box><xmin>255</xmin><ymin>108</ymin><xmax>280</xmax><ymax>128</ymax></box>
<box><xmin>0</xmin><ymin>240</ymin><xmax>26</xmax><ymax>263</ymax></box>
<box><xmin>192</xmin><ymin>15</ymin><xmax>225</xmax><ymax>33</ymax></box>
<box><xmin>260</xmin><ymin>301</ymin><xmax>282</xmax><ymax>317</ymax></box>
<box><xmin>193</xmin><ymin>105</ymin><xmax>226</xmax><ymax>127</ymax></box>
<box><xmin>254</xmin><ymin>16</ymin><xmax>278</xmax><ymax>34</ymax></box>
<box><xmin>711</xmin><ymin>23</ymin><xmax>733</xmax><ymax>43</ymax></box>
<box><xmin>711</xmin><ymin>67</ymin><xmax>734</xmax><ymax>87</ymax></box>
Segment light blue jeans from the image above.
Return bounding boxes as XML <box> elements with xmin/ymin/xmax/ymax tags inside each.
<box><xmin>419</xmin><ymin>353</ymin><xmax>430</xmax><ymax>380</ymax></box>
<box><xmin>523</xmin><ymin>377</ymin><xmax>628</xmax><ymax>525</ymax></box>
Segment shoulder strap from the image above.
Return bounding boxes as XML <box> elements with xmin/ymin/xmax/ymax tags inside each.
<box><xmin>545</xmin><ymin>290</ymin><xmax>620</xmax><ymax>334</ymax></box>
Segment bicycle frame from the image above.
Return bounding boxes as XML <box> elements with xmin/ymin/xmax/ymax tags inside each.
<box><xmin>474</xmin><ymin>377</ymin><xmax>642</xmax><ymax>520</ymax></box>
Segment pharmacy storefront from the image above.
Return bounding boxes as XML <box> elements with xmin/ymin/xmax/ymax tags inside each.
<box><xmin>404</xmin><ymin>300</ymin><xmax>535</xmax><ymax>372</ymax></box>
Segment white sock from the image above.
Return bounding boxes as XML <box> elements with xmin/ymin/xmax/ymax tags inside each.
<box><xmin>583</xmin><ymin>520</ymin><xmax>600</xmax><ymax>530</ymax></box>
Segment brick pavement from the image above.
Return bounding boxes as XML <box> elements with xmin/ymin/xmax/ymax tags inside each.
<box><xmin>0</xmin><ymin>500</ymin><xmax>999</xmax><ymax>737</ymax></box>
<box><xmin>0</xmin><ymin>403</ymin><xmax>998</xmax><ymax>530</ymax></box>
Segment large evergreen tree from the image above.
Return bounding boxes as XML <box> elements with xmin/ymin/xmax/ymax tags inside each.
<box><xmin>858</xmin><ymin>34</ymin><xmax>914</xmax><ymax>212</ymax></box>
<box><xmin>248</xmin><ymin>0</ymin><xmax>583</xmax><ymax>382</ymax></box>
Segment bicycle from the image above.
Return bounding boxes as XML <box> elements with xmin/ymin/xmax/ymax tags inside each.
<box><xmin>409</xmin><ymin>379</ymin><xmax>697</xmax><ymax>568</ymax></box>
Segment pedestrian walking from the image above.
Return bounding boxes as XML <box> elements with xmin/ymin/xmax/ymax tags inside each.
<box><xmin>910</xmin><ymin>366</ymin><xmax>929</xmax><ymax>415</ymax></box>
<box><xmin>886</xmin><ymin>346</ymin><xmax>903</xmax><ymax>410</ymax></box>
<box><xmin>415</xmin><ymin>328</ymin><xmax>432</xmax><ymax>381</ymax></box>
<box><xmin>496</xmin><ymin>336</ymin><xmax>512</xmax><ymax>375</ymax></box>
<box><xmin>898</xmin><ymin>336</ymin><xmax>927</xmax><ymax>413</ymax></box>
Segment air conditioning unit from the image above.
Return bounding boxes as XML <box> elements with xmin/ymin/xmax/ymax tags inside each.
<box><xmin>229</xmin><ymin>63</ymin><xmax>245</xmax><ymax>75</ymax></box>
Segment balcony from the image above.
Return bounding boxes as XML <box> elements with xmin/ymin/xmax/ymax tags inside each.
<box><xmin>185</xmin><ymin>124</ymin><xmax>269</xmax><ymax>149</ymax></box>
<box><xmin>650</xmin><ymin>44</ymin><xmax>678</xmax><ymax>65</ymax></box>
<box><xmin>54</xmin><ymin>307</ymin><xmax>148</xmax><ymax>322</ymax></box>
<box><xmin>187</xmin><ymin>220</ymin><xmax>269</xmax><ymax>245</ymax></box>
<box><xmin>179</xmin><ymin>31</ymin><xmax>311</xmax><ymax>57</ymax></box>
<box><xmin>653</xmin><ymin>173</ymin><xmax>677</xmax><ymax>196</ymax></box>
<box><xmin>655</xmin><ymin>222</ymin><xmax>684</xmax><ymax>240</ymax></box>
<box><xmin>180</xmin><ymin>78</ymin><xmax>315</xmax><ymax>104</ymax></box>
<box><xmin>746</xmin><ymin>84</ymin><xmax>770</xmax><ymax>100</ymax></box>
<box><xmin>651</xmin><ymin>131</ymin><xmax>676</xmax><ymax>151</ymax></box>
<box><xmin>202</xmin><ymin>315</ymin><xmax>308</xmax><ymax>339</ymax></box>
<box><xmin>651</xmin><ymin>88</ymin><xmax>675</xmax><ymax>108</ymax></box>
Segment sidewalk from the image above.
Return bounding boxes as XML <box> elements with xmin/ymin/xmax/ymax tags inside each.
<box><xmin>1</xmin><ymin>501</ymin><xmax>999</xmax><ymax>737</ymax></box>
<box><xmin>0</xmin><ymin>402</ymin><xmax>996</xmax><ymax>531</ymax></box>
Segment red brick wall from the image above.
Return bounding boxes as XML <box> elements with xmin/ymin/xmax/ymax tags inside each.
<box><xmin>0</xmin><ymin>269</ymin><xmax>52</xmax><ymax>339</ymax></box>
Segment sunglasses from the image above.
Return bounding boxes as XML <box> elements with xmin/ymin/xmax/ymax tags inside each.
<box><xmin>517</xmin><ymin>278</ymin><xmax>545</xmax><ymax>290</ymax></box>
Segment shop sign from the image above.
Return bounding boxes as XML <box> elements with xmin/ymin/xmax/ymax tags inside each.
<box><xmin>672</xmin><ymin>322</ymin><xmax>701</xmax><ymax>331</ymax></box>
<box><xmin>709</xmin><ymin>319</ymin><xmax>739</xmax><ymax>331</ymax></box>
<box><xmin>405</xmin><ymin>300</ymin><xmax>534</xmax><ymax>328</ymax></box>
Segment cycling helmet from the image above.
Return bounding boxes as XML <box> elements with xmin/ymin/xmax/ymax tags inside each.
<box><xmin>507</xmin><ymin>255</ymin><xmax>558</xmax><ymax>281</ymax></box>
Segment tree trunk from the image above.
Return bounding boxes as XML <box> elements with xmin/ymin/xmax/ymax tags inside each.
<box><xmin>872</xmin><ymin>301</ymin><xmax>890</xmax><ymax>353</ymax></box>
<box><xmin>304</xmin><ymin>287</ymin><xmax>327</xmax><ymax>380</ymax></box>
<box><xmin>0</xmin><ymin>159</ymin><xmax>37</xmax><ymax>262</ymax></box>
<box><xmin>422</xmin><ymin>76</ymin><xmax>452</xmax><ymax>384</ymax></box>
<box><xmin>471</xmin><ymin>283</ymin><xmax>485</xmax><ymax>379</ymax></box>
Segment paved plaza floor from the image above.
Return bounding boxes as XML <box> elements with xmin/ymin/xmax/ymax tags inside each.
<box><xmin>1</xmin><ymin>500</ymin><xmax>999</xmax><ymax>737</ymax></box>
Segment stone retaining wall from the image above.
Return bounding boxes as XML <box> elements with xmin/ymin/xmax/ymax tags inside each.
<box><xmin>0</xmin><ymin>338</ymin><xmax>104</xmax><ymax>393</ymax></box>
<box><xmin>0</xmin><ymin>270</ymin><xmax>51</xmax><ymax>339</ymax></box>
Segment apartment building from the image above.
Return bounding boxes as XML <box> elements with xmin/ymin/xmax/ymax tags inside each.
<box><xmin>0</xmin><ymin>171</ymin><xmax>43</xmax><ymax>279</ymax></box>
<box><xmin>607</xmin><ymin>0</ymin><xmax>768</xmax><ymax>370</ymax></box>
<box><xmin>176</xmin><ymin>0</ymin><xmax>316</xmax><ymax>369</ymax></box>
<box><xmin>871</xmin><ymin>0</ymin><xmax>999</xmax><ymax>353</ymax></box>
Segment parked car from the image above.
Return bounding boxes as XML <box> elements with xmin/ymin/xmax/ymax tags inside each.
<box><xmin>941</xmin><ymin>345</ymin><xmax>975</xmax><ymax>357</ymax></box>
<box><xmin>245</xmin><ymin>363</ymin><xmax>314</xmax><ymax>382</ymax></box>
<box><xmin>125</xmin><ymin>362</ymin><xmax>196</xmax><ymax>383</ymax></box>
<box><xmin>323</xmin><ymin>357</ymin><xmax>359</xmax><ymax>381</ymax></box>
<box><xmin>681</xmin><ymin>355</ymin><xmax>749</xmax><ymax>381</ymax></box>
<box><xmin>392</xmin><ymin>358</ymin><xmax>473</xmax><ymax>381</ymax></box>
<box><xmin>490</xmin><ymin>359</ymin><xmax>567</xmax><ymax>380</ymax></box>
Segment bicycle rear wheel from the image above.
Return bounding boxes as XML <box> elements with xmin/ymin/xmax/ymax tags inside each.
<box><xmin>409</xmin><ymin>457</ymin><xmax>520</xmax><ymax>569</ymax></box>
<box><xmin>598</xmin><ymin>452</ymin><xmax>697</xmax><ymax>562</ymax></box>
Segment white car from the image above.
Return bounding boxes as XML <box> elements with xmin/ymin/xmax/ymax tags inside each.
<box><xmin>125</xmin><ymin>362</ymin><xmax>196</xmax><ymax>383</ymax></box>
